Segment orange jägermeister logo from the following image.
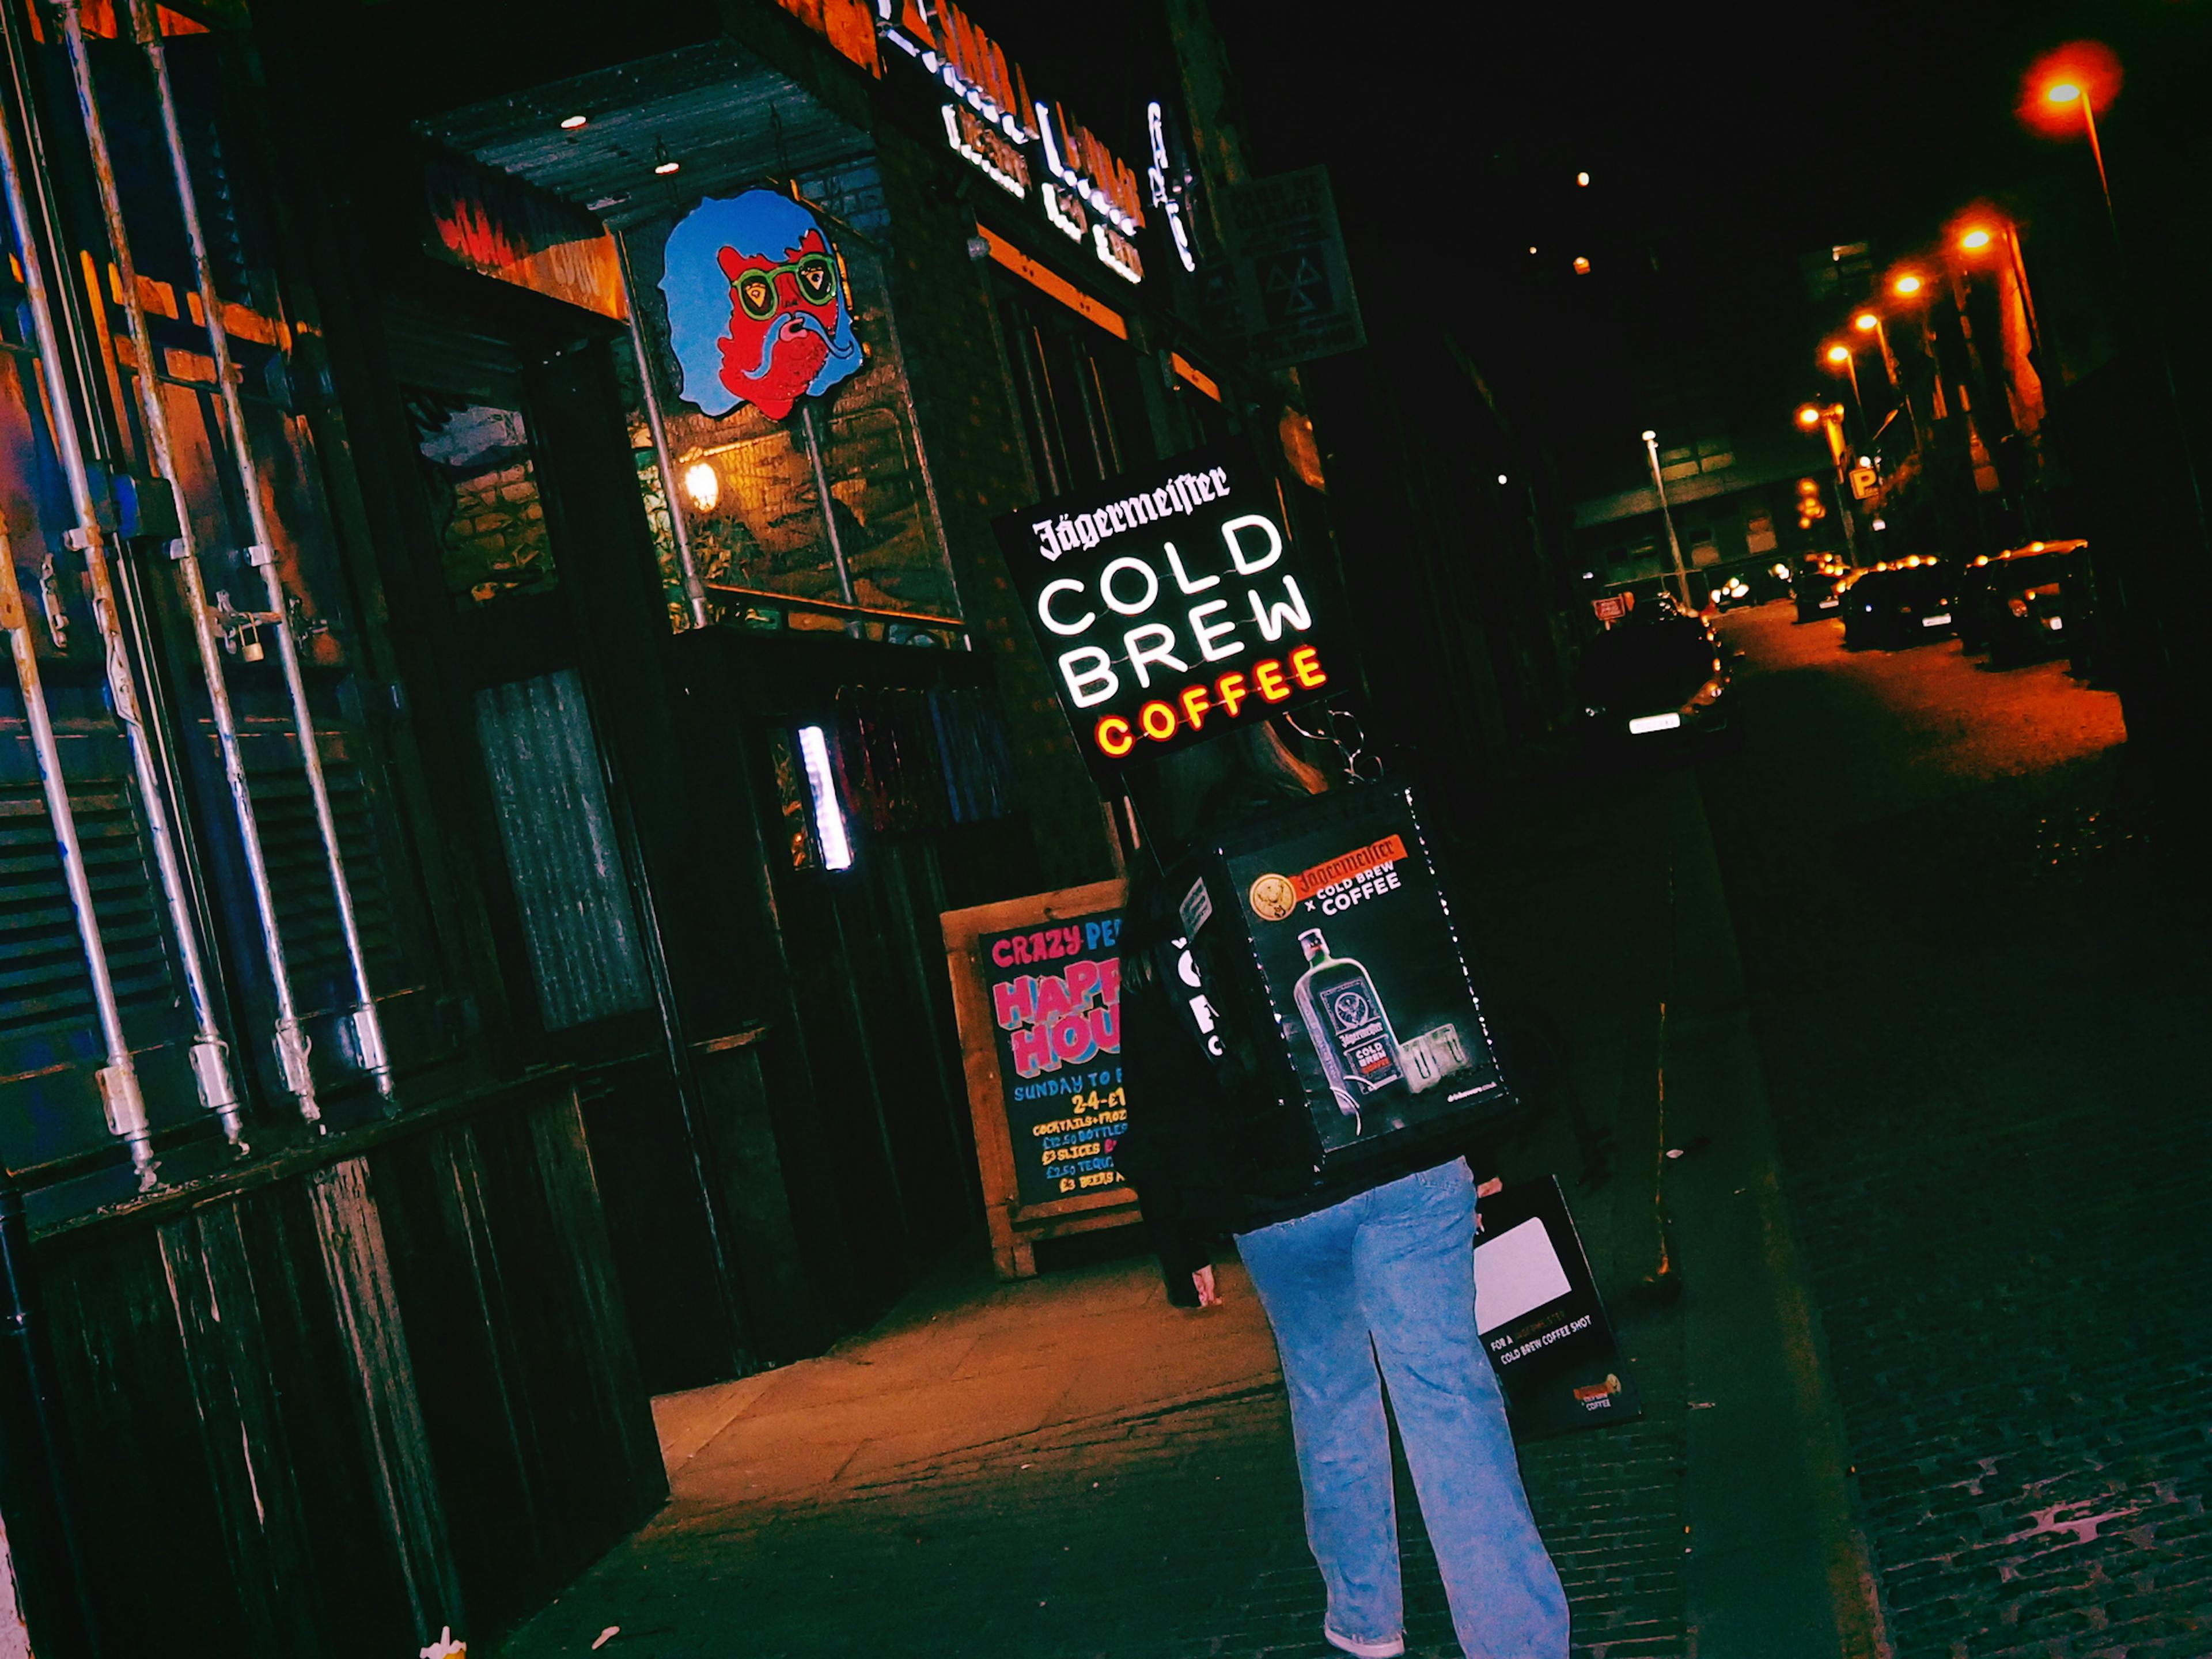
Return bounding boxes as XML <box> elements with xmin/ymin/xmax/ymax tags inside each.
<box><xmin>1248</xmin><ymin>835</ymin><xmax>1409</xmax><ymax>921</ymax></box>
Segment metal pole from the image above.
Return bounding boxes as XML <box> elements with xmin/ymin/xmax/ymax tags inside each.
<box><xmin>798</xmin><ymin>401</ymin><xmax>859</xmax><ymax>632</ymax></box>
<box><xmin>0</xmin><ymin>538</ymin><xmax>160</xmax><ymax>1187</ymax></box>
<box><xmin>135</xmin><ymin>0</ymin><xmax>391</xmax><ymax>1100</ymax></box>
<box><xmin>1641</xmin><ymin>430</ymin><xmax>1692</xmax><ymax>608</ymax></box>
<box><xmin>0</xmin><ymin>34</ymin><xmax>211</xmax><ymax>1187</ymax></box>
<box><xmin>64</xmin><ymin>0</ymin><xmax>310</xmax><ymax>1136</ymax></box>
<box><xmin>612</xmin><ymin>229</ymin><xmax>710</xmax><ymax>630</ymax></box>
<box><xmin>2080</xmin><ymin>99</ymin><xmax>2118</xmax><ymax>247</ymax></box>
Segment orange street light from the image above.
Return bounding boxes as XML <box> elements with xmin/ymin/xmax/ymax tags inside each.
<box><xmin>1959</xmin><ymin>227</ymin><xmax>1993</xmax><ymax>251</ymax></box>
<box><xmin>1797</xmin><ymin>404</ymin><xmax>1823</xmax><ymax>428</ymax></box>
<box><xmin>1892</xmin><ymin>272</ymin><xmax>1924</xmax><ymax>297</ymax></box>
<box><xmin>1825</xmin><ymin>344</ymin><xmax>1851</xmax><ymax>364</ymax></box>
<box><xmin>2046</xmin><ymin>81</ymin><xmax>2081</xmax><ymax>105</ymax></box>
<box><xmin>1854</xmin><ymin>312</ymin><xmax>1878</xmax><ymax>332</ymax></box>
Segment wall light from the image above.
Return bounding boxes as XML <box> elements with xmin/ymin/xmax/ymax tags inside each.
<box><xmin>682</xmin><ymin>461</ymin><xmax>719</xmax><ymax>512</ymax></box>
<box><xmin>1572</xmin><ymin>255</ymin><xmax>1592</xmax><ymax>274</ymax></box>
<box><xmin>653</xmin><ymin>139</ymin><xmax>681</xmax><ymax>176</ymax></box>
<box><xmin>797</xmin><ymin>726</ymin><xmax>854</xmax><ymax>871</ymax></box>
<box><xmin>560</xmin><ymin>114</ymin><xmax>588</xmax><ymax>130</ymax></box>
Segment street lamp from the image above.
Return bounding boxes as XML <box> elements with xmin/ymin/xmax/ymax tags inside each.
<box><xmin>1892</xmin><ymin>272</ymin><xmax>1923</xmax><ymax>297</ymax></box>
<box><xmin>1796</xmin><ymin>404</ymin><xmax>1823</xmax><ymax>429</ymax></box>
<box><xmin>1953</xmin><ymin>215</ymin><xmax>2046</xmax><ymax>363</ymax></box>
<box><xmin>1824</xmin><ymin>341</ymin><xmax>1867</xmax><ymax>444</ymax></box>
<box><xmin>1641</xmin><ymin>429</ymin><xmax>1694</xmax><ymax>608</ymax></box>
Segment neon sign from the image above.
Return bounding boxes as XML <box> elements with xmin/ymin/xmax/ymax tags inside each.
<box><xmin>1147</xmin><ymin>102</ymin><xmax>1197</xmax><ymax>275</ymax></box>
<box><xmin>994</xmin><ymin>446</ymin><xmax>1335</xmax><ymax>778</ymax></box>
<box><xmin>876</xmin><ymin>1</ymin><xmax>1147</xmax><ymax>285</ymax></box>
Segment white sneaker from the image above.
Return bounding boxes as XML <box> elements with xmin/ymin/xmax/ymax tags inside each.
<box><xmin>1324</xmin><ymin>1628</ymin><xmax>1406</xmax><ymax>1658</ymax></box>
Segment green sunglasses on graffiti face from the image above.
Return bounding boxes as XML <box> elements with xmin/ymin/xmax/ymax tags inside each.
<box><xmin>732</xmin><ymin>252</ymin><xmax>840</xmax><ymax>321</ymax></box>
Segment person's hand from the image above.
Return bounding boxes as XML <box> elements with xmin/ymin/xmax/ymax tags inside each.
<box><xmin>1191</xmin><ymin>1266</ymin><xmax>1221</xmax><ymax>1307</ymax></box>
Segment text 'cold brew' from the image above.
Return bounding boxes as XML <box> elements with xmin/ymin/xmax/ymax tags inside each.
<box><xmin>992</xmin><ymin>443</ymin><xmax>1334</xmax><ymax>779</ymax></box>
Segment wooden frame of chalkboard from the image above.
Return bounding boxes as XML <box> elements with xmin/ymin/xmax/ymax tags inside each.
<box><xmin>941</xmin><ymin>878</ymin><xmax>1143</xmax><ymax>1278</ymax></box>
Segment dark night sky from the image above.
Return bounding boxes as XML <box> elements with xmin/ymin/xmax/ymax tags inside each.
<box><xmin>967</xmin><ymin>0</ymin><xmax>2211</xmax><ymax>495</ymax></box>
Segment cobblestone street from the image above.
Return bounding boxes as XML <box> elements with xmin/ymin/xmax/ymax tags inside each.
<box><xmin>1704</xmin><ymin>604</ymin><xmax>2209</xmax><ymax>1658</ymax></box>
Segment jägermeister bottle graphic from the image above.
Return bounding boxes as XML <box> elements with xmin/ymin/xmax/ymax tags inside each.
<box><xmin>1293</xmin><ymin>928</ymin><xmax>1404</xmax><ymax>1115</ymax></box>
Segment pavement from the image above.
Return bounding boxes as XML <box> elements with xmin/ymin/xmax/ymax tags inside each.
<box><xmin>499</xmin><ymin>597</ymin><xmax>2179</xmax><ymax>1659</ymax></box>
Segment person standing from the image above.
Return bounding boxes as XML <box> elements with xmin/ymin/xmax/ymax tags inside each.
<box><xmin>1115</xmin><ymin>724</ymin><xmax>1569</xmax><ymax>1659</ymax></box>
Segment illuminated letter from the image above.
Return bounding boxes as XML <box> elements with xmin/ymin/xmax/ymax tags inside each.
<box><xmin>1188</xmin><ymin>598</ymin><xmax>1244</xmax><ymax>662</ymax></box>
<box><xmin>1255</xmin><ymin>659</ymin><xmax>1290</xmax><ymax>701</ymax></box>
<box><xmin>1289</xmin><ymin>644</ymin><xmax>1327</xmax><ymax>688</ymax></box>
<box><xmin>1179</xmin><ymin>683</ymin><xmax>1211</xmax><ymax>730</ymax></box>
<box><xmin>1099</xmin><ymin>555</ymin><xmax>1159</xmax><ymax>615</ymax></box>
<box><xmin>1095</xmin><ymin>715</ymin><xmax>1135</xmax><ymax>756</ymax></box>
<box><xmin>1164</xmin><ymin>540</ymin><xmax>1219</xmax><ymax>594</ymax></box>
<box><xmin>1209</xmin><ymin>465</ymin><xmax>1230</xmax><ymax>495</ymax></box>
<box><xmin>1123</xmin><ymin>622</ymin><xmax>1188</xmax><ymax>687</ymax></box>
<box><xmin>1138</xmin><ymin>701</ymin><xmax>1177</xmax><ymax>741</ymax></box>
<box><xmin>1038</xmin><ymin>578</ymin><xmax>1094</xmax><ymax>636</ymax></box>
<box><xmin>1222</xmin><ymin>514</ymin><xmax>1282</xmax><ymax>575</ymax></box>
<box><xmin>1248</xmin><ymin>574</ymin><xmax>1311</xmax><ymax>641</ymax></box>
<box><xmin>1215</xmin><ymin>671</ymin><xmax>1249</xmax><ymax>718</ymax></box>
<box><xmin>1059</xmin><ymin>646</ymin><xmax>1119</xmax><ymax>707</ymax></box>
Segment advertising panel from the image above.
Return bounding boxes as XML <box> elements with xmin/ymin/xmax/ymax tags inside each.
<box><xmin>976</xmin><ymin>909</ymin><xmax>1129</xmax><ymax>1209</ymax></box>
<box><xmin>992</xmin><ymin>443</ymin><xmax>1336</xmax><ymax>781</ymax></box>
<box><xmin>942</xmin><ymin>880</ymin><xmax>1143</xmax><ymax>1278</ymax></box>
<box><xmin>1475</xmin><ymin>1178</ymin><xmax>1641</xmax><ymax>1435</ymax></box>
<box><xmin>1161</xmin><ymin>785</ymin><xmax>1521</xmax><ymax>1184</ymax></box>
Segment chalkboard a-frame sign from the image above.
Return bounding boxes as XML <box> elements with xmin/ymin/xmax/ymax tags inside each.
<box><xmin>941</xmin><ymin>878</ymin><xmax>1142</xmax><ymax>1278</ymax></box>
<box><xmin>993</xmin><ymin>443</ymin><xmax>1336</xmax><ymax>783</ymax></box>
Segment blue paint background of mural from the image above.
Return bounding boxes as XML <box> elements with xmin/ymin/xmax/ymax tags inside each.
<box><xmin>660</xmin><ymin>190</ymin><xmax>862</xmax><ymax>421</ymax></box>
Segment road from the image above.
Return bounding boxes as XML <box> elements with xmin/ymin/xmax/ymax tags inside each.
<box><xmin>1700</xmin><ymin>601</ymin><xmax>2210</xmax><ymax>1659</ymax></box>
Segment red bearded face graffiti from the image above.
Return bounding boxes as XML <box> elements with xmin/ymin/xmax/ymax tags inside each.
<box><xmin>664</xmin><ymin>190</ymin><xmax>863</xmax><ymax>422</ymax></box>
<box><xmin>715</xmin><ymin>229</ymin><xmax>848</xmax><ymax>421</ymax></box>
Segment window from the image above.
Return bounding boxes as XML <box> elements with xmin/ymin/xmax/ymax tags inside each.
<box><xmin>407</xmin><ymin>394</ymin><xmax>557</xmax><ymax>609</ymax></box>
<box><xmin>994</xmin><ymin>279</ymin><xmax>1150</xmax><ymax>495</ymax></box>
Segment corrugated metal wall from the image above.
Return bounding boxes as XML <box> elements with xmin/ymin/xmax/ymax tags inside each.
<box><xmin>472</xmin><ymin>669</ymin><xmax>652</xmax><ymax>1031</ymax></box>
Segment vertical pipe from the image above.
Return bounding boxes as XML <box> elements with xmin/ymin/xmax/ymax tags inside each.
<box><xmin>134</xmin><ymin>0</ymin><xmax>392</xmax><ymax>1099</ymax></box>
<box><xmin>1641</xmin><ymin>430</ymin><xmax>1692</xmax><ymax>609</ymax></box>
<box><xmin>63</xmin><ymin>0</ymin><xmax>308</xmax><ymax>1135</ymax></box>
<box><xmin>0</xmin><ymin>31</ymin><xmax>204</xmax><ymax>1187</ymax></box>
<box><xmin>798</xmin><ymin>402</ymin><xmax>858</xmax><ymax>630</ymax></box>
<box><xmin>612</xmin><ymin>230</ymin><xmax>710</xmax><ymax>630</ymax></box>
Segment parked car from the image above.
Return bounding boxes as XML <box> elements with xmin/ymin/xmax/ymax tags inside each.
<box><xmin>1962</xmin><ymin>540</ymin><xmax>2091</xmax><ymax>666</ymax></box>
<box><xmin>1711</xmin><ymin>571</ymin><xmax>1756</xmax><ymax>611</ymax></box>
<box><xmin>1839</xmin><ymin>556</ymin><xmax>1959</xmax><ymax>649</ymax></box>
<box><xmin>1576</xmin><ymin>604</ymin><xmax>1734</xmax><ymax>752</ymax></box>
<box><xmin>1791</xmin><ymin>557</ymin><xmax>1852</xmax><ymax>623</ymax></box>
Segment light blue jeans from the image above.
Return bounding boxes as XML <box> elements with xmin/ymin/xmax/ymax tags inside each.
<box><xmin>1237</xmin><ymin>1158</ymin><xmax>1570</xmax><ymax>1658</ymax></box>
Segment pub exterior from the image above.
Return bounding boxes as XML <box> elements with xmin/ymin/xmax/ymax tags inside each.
<box><xmin>0</xmin><ymin>0</ymin><xmax>1332</xmax><ymax>1649</ymax></box>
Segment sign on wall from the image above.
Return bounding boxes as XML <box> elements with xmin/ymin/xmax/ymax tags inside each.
<box><xmin>992</xmin><ymin>444</ymin><xmax>1335</xmax><ymax>779</ymax></box>
<box><xmin>942</xmin><ymin>880</ymin><xmax>1142</xmax><ymax>1279</ymax></box>
<box><xmin>660</xmin><ymin>190</ymin><xmax>863</xmax><ymax>422</ymax></box>
<box><xmin>1216</xmin><ymin>168</ymin><xmax>1366</xmax><ymax>369</ymax></box>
